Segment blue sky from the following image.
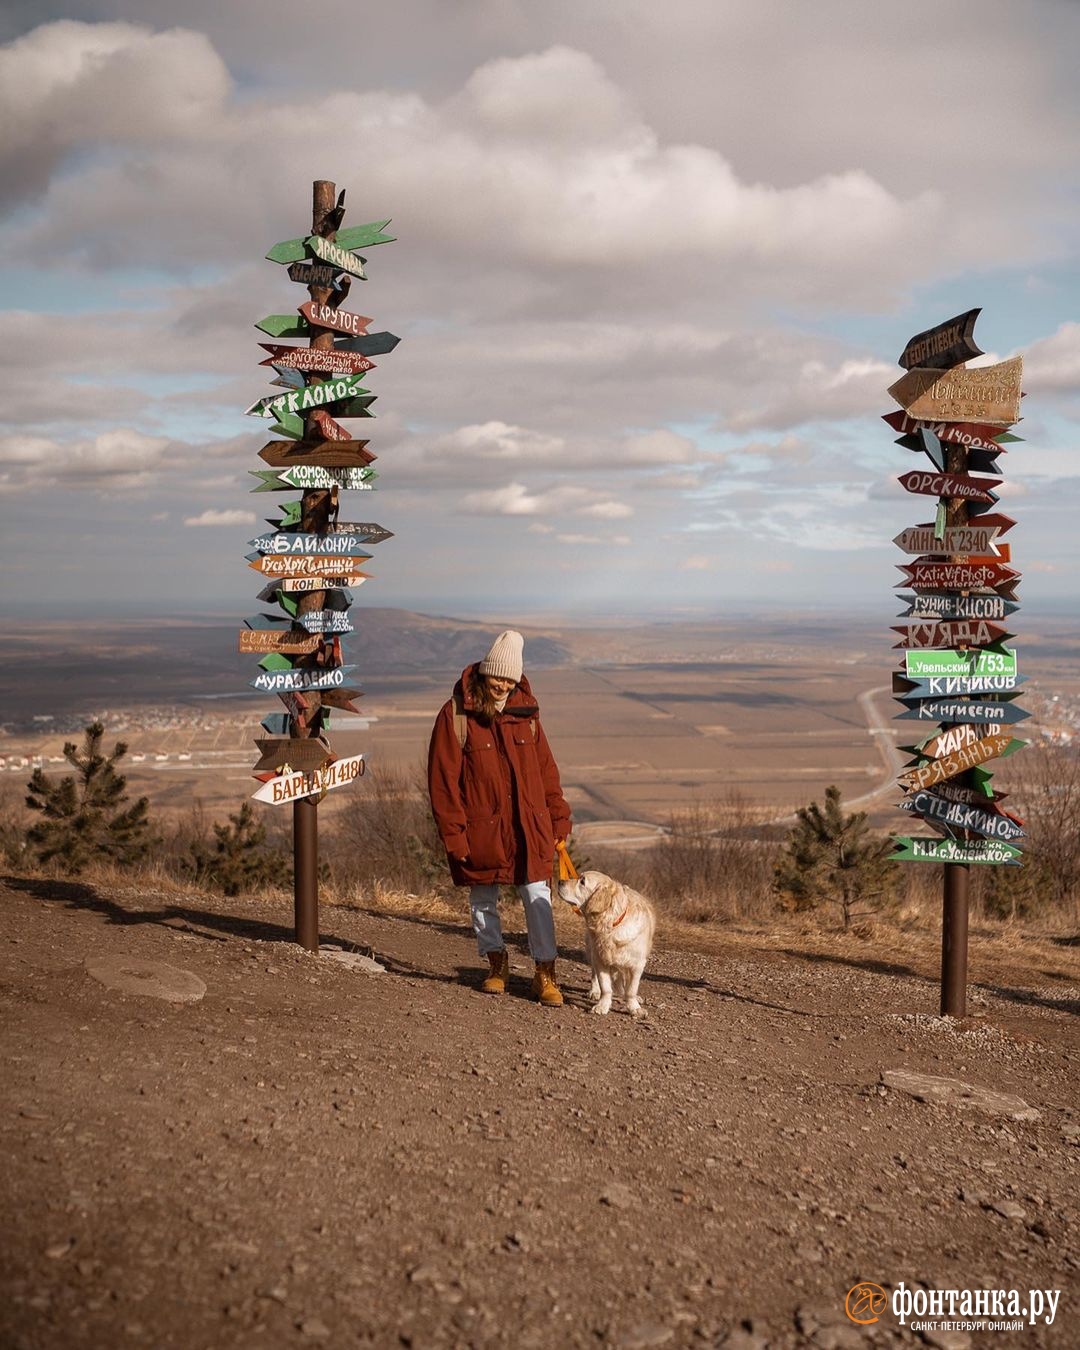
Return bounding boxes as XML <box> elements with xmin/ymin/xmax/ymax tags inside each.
<box><xmin>2</xmin><ymin>1</ymin><xmax>1078</xmax><ymax>620</ymax></box>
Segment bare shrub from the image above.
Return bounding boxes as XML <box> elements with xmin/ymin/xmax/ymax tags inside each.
<box><xmin>982</xmin><ymin>739</ymin><xmax>1080</xmax><ymax>922</ymax></box>
<box><xmin>589</xmin><ymin>791</ymin><xmax>779</xmax><ymax>925</ymax></box>
<box><xmin>325</xmin><ymin>759</ymin><xmax>451</xmax><ymax>898</ymax></box>
<box><xmin>0</xmin><ymin>780</ymin><xmax>30</xmax><ymax>869</ymax></box>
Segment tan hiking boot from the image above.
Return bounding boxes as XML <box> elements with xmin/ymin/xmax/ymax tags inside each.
<box><xmin>481</xmin><ymin>949</ymin><xmax>509</xmax><ymax>994</ymax></box>
<box><xmin>531</xmin><ymin>960</ymin><xmax>564</xmax><ymax>1008</ymax></box>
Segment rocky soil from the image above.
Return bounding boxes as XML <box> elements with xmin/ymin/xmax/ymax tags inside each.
<box><xmin>1</xmin><ymin>874</ymin><xmax>1077</xmax><ymax>1349</ymax></box>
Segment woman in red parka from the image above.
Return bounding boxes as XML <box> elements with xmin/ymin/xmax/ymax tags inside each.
<box><xmin>427</xmin><ymin>630</ymin><xmax>572</xmax><ymax>1007</ymax></box>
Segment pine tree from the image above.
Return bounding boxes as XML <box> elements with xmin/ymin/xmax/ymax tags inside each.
<box><xmin>189</xmin><ymin>801</ymin><xmax>288</xmax><ymax>897</ymax></box>
<box><xmin>25</xmin><ymin>722</ymin><xmax>152</xmax><ymax>871</ymax></box>
<box><xmin>774</xmin><ymin>785</ymin><xmax>895</xmax><ymax>929</ymax></box>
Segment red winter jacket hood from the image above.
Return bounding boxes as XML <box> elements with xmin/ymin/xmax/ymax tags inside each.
<box><xmin>427</xmin><ymin>663</ymin><xmax>571</xmax><ymax>887</ymax></box>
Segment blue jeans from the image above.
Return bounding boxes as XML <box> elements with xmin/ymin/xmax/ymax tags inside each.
<box><xmin>469</xmin><ymin>881</ymin><xmax>557</xmax><ymax>963</ymax></box>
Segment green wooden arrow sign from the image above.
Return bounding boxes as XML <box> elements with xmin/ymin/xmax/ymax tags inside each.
<box><xmin>271</xmin><ymin>412</ymin><xmax>305</xmax><ymax>440</ymax></box>
<box><xmin>334</xmin><ymin>395</ymin><xmax>376</xmax><ymax>418</ymax></box>
<box><xmin>266</xmin><ymin>220</ymin><xmax>395</xmax><ymax>264</ymax></box>
<box><xmin>247</xmin><ymin>375</ymin><xmax>371</xmax><ymax>419</ymax></box>
<box><xmin>250</xmin><ymin>466</ymin><xmax>377</xmax><ymax>492</ymax></box>
<box><xmin>304</xmin><ymin>236</ymin><xmax>367</xmax><ymax>279</ymax></box>
<box><xmin>889</xmin><ymin>836</ymin><xmax>1021</xmax><ymax>866</ymax></box>
<box><xmin>904</xmin><ymin>648</ymin><xmax>1017</xmax><ymax>680</ymax></box>
<box><xmin>255</xmin><ymin>314</ymin><xmax>311</xmax><ymax>338</ymax></box>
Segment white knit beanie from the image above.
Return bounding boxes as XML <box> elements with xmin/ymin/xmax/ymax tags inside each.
<box><xmin>479</xmin><ymin>630</ymin><xmax>524</xmax><ymax>682</ymax></box>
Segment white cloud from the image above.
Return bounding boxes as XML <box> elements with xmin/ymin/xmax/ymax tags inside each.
<box><xmin>0</xmin><ymin>427</ymin><xmax>169</xmax><ymax>491</ymax></box>
<box><xmin>1023</xmin><ymin>322</ymin><xmax>1080</xmax><ymax>392</ymax></box>
<box><xmin>183</xmin><ymin>508</ymin><xmax>255</xmax><ymax>526</ymax></box>
<box><xmin>578</xmin><ymin>500</ymin><xmax>633</xmax><ymax>520</ymax></box>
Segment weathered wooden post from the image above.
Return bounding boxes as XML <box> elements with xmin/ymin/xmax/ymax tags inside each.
<box><xmin>241</xmin><ymin>180</ymin><xmax>398</xmax><ymax>950</ymax></box>
<box><xmin>885</xmin><ymin>312</ymin><xmax>1028</xmax><ymax>1016</ymax></box>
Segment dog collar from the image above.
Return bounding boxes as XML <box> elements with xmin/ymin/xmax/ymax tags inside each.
<box><xmin>610</xmin><ymin>908</ymin><xmax>627</xmax><ymax>928</ymax></box>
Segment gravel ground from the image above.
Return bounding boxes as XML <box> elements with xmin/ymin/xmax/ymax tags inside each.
<box><xmin>1</xmin><ymin>874</ymin><xmax>1077</xmax><ymax>1349</ymax></box>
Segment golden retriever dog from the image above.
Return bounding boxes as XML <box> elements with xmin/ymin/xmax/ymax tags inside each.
<box><xmin>558</xmin><ymin>870</ymin><xmax>656</xmax><ymax>1017</ymax></box>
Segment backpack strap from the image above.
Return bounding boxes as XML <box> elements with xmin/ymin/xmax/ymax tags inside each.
<box><xmin>452</xmin><ymin>689</ymin><xmax>468</xmax><ymax>749</ymax></box>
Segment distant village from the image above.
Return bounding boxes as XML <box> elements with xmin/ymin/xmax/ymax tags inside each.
<box><xmin>0</xmin><ymin>688</ymin><xmax>1075</xmax><ymax>779</ymax></box>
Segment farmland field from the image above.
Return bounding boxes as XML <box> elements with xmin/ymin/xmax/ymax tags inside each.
<box><xmin>2</xmin><ymin>610</ymin><xmax>1077</xmax><ymax>836</ymax></box>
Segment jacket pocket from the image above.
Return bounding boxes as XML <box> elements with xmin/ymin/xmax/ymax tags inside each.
<box><xmin>465</xmin><ymin>815</ymin><xmax>504</xmax><ymax>870</ymax></box>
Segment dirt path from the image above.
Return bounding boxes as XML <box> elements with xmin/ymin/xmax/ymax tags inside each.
<box><xmin>1</xmin><ymin>875</ymin><xmax>1077</xmax><ymax>1349</ymax></box>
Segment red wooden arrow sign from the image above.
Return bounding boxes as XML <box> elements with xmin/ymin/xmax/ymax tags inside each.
<box><xmin>891</xmin><ymin>619</ymin><xmax>1009</xmax><ymax>650</ymax></box>
<box><xmin>898</xmin><ymin>469</ymin><xmax>1000</xmax><ymax>502</ymax></box>
<box><xmin>299</xmin><ymin>301</ymin><xmax>372</xmax><ymax>338</ymax></box>
<box><xmin>309</xmin><ymin>410</ymin><xmax>354</xmax><ymax>442</ymax></box>
<box><xmin>882</xmin><ymin>411</ymin><xmax>1015</xmax><ymax>454</ymax></box>
<box><xmin>897</xmin><ymin>560</ymin><xmax>1019</xmax><ymax>591</ymax></box>
<box><xmin>258</xmin><ymin>439</ymin><xmax>375</xmax><ymax>468</ymax></box>
<box><xmin>259</xmin><ymin>345</ymin><xmax>376</xmax><ymax>376</ymax></box>
<box><xmin>315</xmin><ymin>689</ymin><xmax>364</xmax><ymax>713</ymax></box>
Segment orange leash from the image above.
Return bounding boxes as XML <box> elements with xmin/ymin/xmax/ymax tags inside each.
<box><xmin>555</xmin><ymin>839</ymin><xmax>578</xmax><ymax>881</ymax></box>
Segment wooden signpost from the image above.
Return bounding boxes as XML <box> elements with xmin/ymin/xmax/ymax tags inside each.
<box><xmin>886</xmin><ymin>309</ymin><xmax>1027</xmax><ymax>1016</ymax></box>
<box><xmin>241</xmin><ymin>179</ymin><xmax>397</xmax><ymax>951</ymax></box>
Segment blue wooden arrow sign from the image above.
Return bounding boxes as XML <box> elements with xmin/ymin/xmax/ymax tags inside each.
<box><xmin>248</xmin><ymin>531</ymin><xmax>379</xmax><ymax>556</ymax></box>
<box><xmin>295</xmin><ymin>610</ymin><xmax>354</xmax><ymax>635</ymax></box>
<box><xmin>249</xmin><ymin>666</ymin><xmax>358</xmax><ymax>694</ymax></box>
<box><xmin>894</xmin><ymin>696</ymin><xmax>1029</xmax><ymax>726</ymax></box>
<box><xmin>334</xmin><ymin>331</ymin><xmax>401</xmax><ymax>357</ymax></box>
<box><xmin>897</xmin><ymin>790</ymin><xmax>1025</xmax><ymax>845</ymax></box>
